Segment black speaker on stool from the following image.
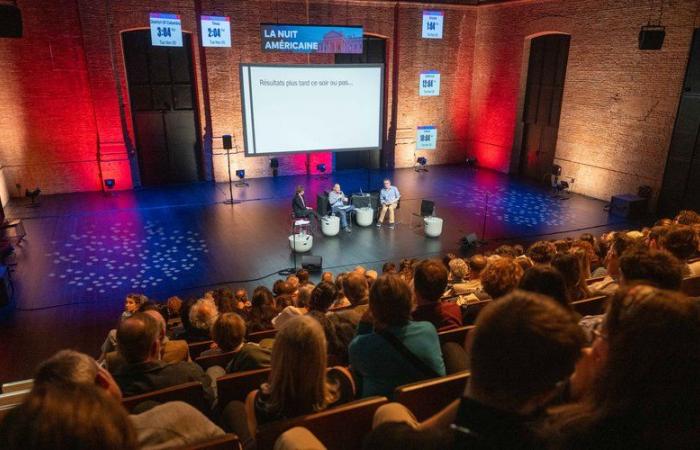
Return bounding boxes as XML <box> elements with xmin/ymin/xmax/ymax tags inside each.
<box><xmin>639</xmin><ymin>26</ymin><xmax>665</xmax><ymax>50</ymax></box>
<box><xmin>0</xmin><ymin>4</ymin><xmax>22</xmax><ymax>38</ymax></box>
<box><xmin>317</xmin><ymin>192</ymin><xmax>330</xmax><ymax>216</ymax></box>
<box><xmin>301</xmin><ymin>255</ymin><xmax>323</xmax><ymax>272</ymax></box>
<box><xmin>610</xmin><ymin>194</ymin><xmax>648</xmax><ymax>219</ymax></box>
<box><xmin>0</xmin><ymin>265</ymin><xmax>12</xmax><ymax>308</ymax></box>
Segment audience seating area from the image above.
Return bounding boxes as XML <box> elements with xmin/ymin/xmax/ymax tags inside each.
<box><xmin>2</xmin><ymin>210</ymin><xmax>700</xmax><ymax>449</ymax></box>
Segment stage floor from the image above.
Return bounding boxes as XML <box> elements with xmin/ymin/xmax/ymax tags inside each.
<box><xmin>0</xmin><ymin>165</ymin><xmax>632</xmax><ymax>382</ymax></box>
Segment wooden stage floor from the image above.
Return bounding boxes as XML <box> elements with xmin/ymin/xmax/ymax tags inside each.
<box><xmin>0</xmin><ymin>165</ymin><xmax>632</xmax><ymax>383</ymax></box>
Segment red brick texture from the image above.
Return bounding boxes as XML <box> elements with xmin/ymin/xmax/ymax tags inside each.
<box><xmin>0</xmin><ymin>0</ymin><xmax>698</xmax><ymax>202</ymax></box>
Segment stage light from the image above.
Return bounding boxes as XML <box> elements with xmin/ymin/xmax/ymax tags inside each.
<box><xmin>270</xmin><ymin>158</ymin><xmax>279</xmax><ymax>177</ymax></box>
<box><xmin>415</xmin><ymin>156</ymin><xmax>428</xmax><ymax>172</ymax></box>
<box><xmin>25</xmin><ymin>187</ymin><xmax>40</xmax><ymax>208</ymax></box>
<box><xmin>235</xmin><ymin>169</ymin><xmax>249</xmax><ymax>187</ymax></box>
<box><xmin>316</xmin><ymin>163</ymin><xmax>326</xmax><ymax>173</ymax></box>
<box><xmin>104</xmin><ymin>179</ymin><xmax>116</xmax><ymax>190</ymax></box>
<box><xmin>236</xmin><ymin>169</ymin><xmax>245</xmax><ymax>179</ymax></box>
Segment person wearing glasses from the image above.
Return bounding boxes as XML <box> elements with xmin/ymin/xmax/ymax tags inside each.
<box><xmin>377</xmin><ymin>179</ymin><xmax>400</xmax><ymax>229</ymax></box>
<box><xmin>328</xmin><ymin>183</ymin><xmax>355</xmax><ymax>233</ymax></box>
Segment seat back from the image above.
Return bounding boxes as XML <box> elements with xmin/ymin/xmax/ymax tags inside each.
<box><xmin>461</xmin><ymin>300</ymin><xmax>491</xmax><ymax>325</ymax></box>
<box><xmin>572</xmin><ymin>295</ymin><xmax>608</xmax><ymax>316</ymax></box>
<box><xmin>217</xmin><ymin>368</ymin><xmax>271</xmax><ymax>407</ymax></box>
<box><xmin>188</xmin><ymin>340</ymin><xmax>214</xmax><ymax>359</ymax></box>
<box><xmin>247</xmin><ymin>329</ymin><xmax>277</xmax><ymax>343</ymax></box>
<box><xmin>682</xmin><ymin>276</ymin><xmax>700</xmax><ymax>297</ymax></box>
<box><xmin>178</xmin><ymin>433</ymin><xmax>241</xmax><ymax>450</ymax></box>
<box><xmin>394</xmin><ymin>371</ymin><xmax>470</xmax><ymax>421</ymax></box>
<box><xmin>0</xmin><ymin>389</ymin><xmax>30</xmax><ymax>422</ymax></box>
<box><xmin>195</xmin><ymin>351</ymin><xmax>237</xmax><ymax>370</ymax></box>
<box><xmin>255</xmin><ymin>396</ymin><xmax>388</xmax><ymax>450</ymax></box>
<box><xmin>122</xmin><ymin>381</ymin><xmax>205</xmax><ymax>413</ymax></box>
<box><xmin>2</xmin><ymin>378</ymin><xmax>33</xmax><ymax>394</ymax></box>
<box><xmin>437</xmin><ymin>325</ymin><xmax>474</xmax><ymax>347</ymax></box>
<box><xmin>585</xmin><ymin>275</ymin><xmax>606</xmax><ymax>285</ymax></box>
<box><xmin>420</xmin><ymin>199</ymin><xmax>435</xmax><ymax>217</ymax></box>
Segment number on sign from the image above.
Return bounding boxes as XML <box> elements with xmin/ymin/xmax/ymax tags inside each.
<box><xmin>208</xmin><ymin>28</ymin><xmax>222</xmax><ymax>38</ymax></box>
<box><xmin>427</xmin><ymin>21</ymin><xmax>436</xmax><ymax>31</ymax></box>
<box><xmin>157</xmin><ymin>27</ymin><xmax>172</xmax><ymax>38</ymax></box>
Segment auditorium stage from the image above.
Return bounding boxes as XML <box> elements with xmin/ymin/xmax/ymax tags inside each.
<box><xmin>0</xmin><ymin>165</ymin><xmax>633</xmax><ymax>382</ymax></box>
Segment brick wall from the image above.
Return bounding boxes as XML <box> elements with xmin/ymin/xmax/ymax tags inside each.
<box><xmin>1</xmin><ymin>0</ymin><xmax>699</xmax><ymax>202</ymax></box>
<box><xmin>471</xmin><ymin>0</ymin><xmax>700</xmax><ymax>203</ymax></box>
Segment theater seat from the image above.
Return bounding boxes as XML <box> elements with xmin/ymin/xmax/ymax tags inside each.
<box><xmin>188</xmin><ymin>340</ymin><xmax>215</xmax><ymax>359</ymax></box>
<box><xmin>195</xmin><ymin>351</ymin><xmax>237</xmax><ymax>370</ymax></box>
<box><xmin>437</xmin><ymin>325</ymin><xmax>474</xmax><ymax>347</ymax></box>
<box><xmin>217</xmin><ymin>367</ymin><xmax>271</xmax><ymax>408</ymax></box>
<box><xmin>394</xmin><ymin>371</ymin><xmax>470</xmax><ymax>421</ymax></box>
<box><xmin>572</xmin><ymin>295</ymin><xmax>607</xmax><ymax>316</ymax></box>
<box><xmin>247</xmin><ymin>329</ymin><xmax>277</xmax><ymax>343</ymax></box>
<box><xmin>461</xmin><ymin>300</ymin><xmax>492</xmax><ymax>325</ymax></box>
<box><xmin>255</xmin><ymin>396</ymin><xmax>388</xmax><ymax>450</ymax></box>
<box><xmin>122</xmin><ymin>381</ymin><xmax>205</xmax><ymax>413</ymax></box>
<box><xmin>177</xmin><ymin>433</ymin><xmax>241</xmax><ymax>450</ymax></box>
<box><xmin>682</xmin><ymin>276</ymin><xmax>700</xmax><ymax>297</ymax></box>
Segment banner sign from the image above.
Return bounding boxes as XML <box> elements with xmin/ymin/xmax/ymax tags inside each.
<box><xmin>416</xmin><ymin>126</ymin><xmax>437</xmax><ymax>150</ymax></box>
<box><xmin>422</xmin><ymin>10</ymin><xmax>444</xmax><ymax>39</ymax></box>
<box><xmin>419</xmin><ymin>70</ymin><xmax>441</xmax><ymax>96</ymax></box>
<box><xmin>261</xmin><ymin>24</ymin><xmax>363</xmax><ymax>54</ymax></box>
<box><xmin>150</xmin><ymin>13</ymin><xmax>183</xmax><ymax>47</ymax></box>
<box><xmin>201</xmin><ymin>15</ymin><xmax>231</xmax><ymax>47</ymax></box>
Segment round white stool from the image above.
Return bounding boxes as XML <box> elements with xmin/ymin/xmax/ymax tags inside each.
<box><xmin>355</xmin><ymin>207</ymin><xmax>374</xmax><ymax>227</ymax></box>
<box><xmin>288</xmin><ymin>233</ymin><xmax>313</xmax><ymax>252</ymax></box>
<box><xmin>424</xmin><ymin>217</ymin><xmax>444</xmax><ymax>238</ymax></box>
<box><xmin>321</xmin><ymin>215</ymin><xmax>340</xmax><ymax>236</ymax></box>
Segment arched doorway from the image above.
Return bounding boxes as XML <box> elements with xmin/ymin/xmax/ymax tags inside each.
<box><xmin>519</xmin><ymin>34</ymin><xmax>571</xmax><ymax>182</ymax></box>
<box><xmin>122</xmin><ymin>30</ymin><xmax>202</xmax><ymax>186</ymax></box>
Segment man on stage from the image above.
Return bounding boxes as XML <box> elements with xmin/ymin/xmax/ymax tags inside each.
<box><xmin>377</xmin><ymin>178</ymin><xmax>400</xmax><ymax>229</ymax></box>
<box><xmin>292</xmin><ymin>185</ymin><xmax>319</xmax><ymax>222</ymax></box>
<box><xmin>328</xmin><ymin>183</ymin><xmax>355</xmax><ymax>233</ymax></box>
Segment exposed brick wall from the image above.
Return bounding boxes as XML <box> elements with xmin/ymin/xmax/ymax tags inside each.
<box><xmin>1</xmin><ymin>0</ymin><xmax>699</xmax><ymax>203</ymax></box>
<box><xmin>471</xmin><ymin>0</ymin><xmax>700</xmax><ymax>203</ymax></box>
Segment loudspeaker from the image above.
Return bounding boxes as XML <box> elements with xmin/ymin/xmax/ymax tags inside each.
<box><xmin>222</xmin><ymin>134</ymin><xmax>233</xmax><ymax>150</ymax></box>
<box><xmin>301</xmin><ymin>255</ymin><xmax>322</xmax><ymax>272</ymax></box>
<box><xmin>0</xmin><ymin>265</ymin><xmax>11</xmax><ymax>308</ymax></box>
<box><xmin>420</xmin><ymin>200</ymin><xmax>435</xmax><ymax>217</ymax></box>
<box><xmin>460</xmin><ymin>233</ymin><xmax>478</xmax><ymax>252</ymax></box>
<box><xmin>639</xmin><ymin>26</ymin><xmax>665</xmax><ymax>50</ymax></box>
<box><xmin>351</xmin><ymin>194</ymin><xmax>371</xmax><ymax>209</ymax></box>
<box><xmin>610</xmin><ymin>194</ymin><xmax>648</xmax><ymax>219</ymax></box>
<box><xmin>0</xmin><ymin>5</ymin><xmax>22</xmax><ymax>38</ymax></box>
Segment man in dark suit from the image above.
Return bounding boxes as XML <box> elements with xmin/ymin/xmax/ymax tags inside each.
<box><xmin>292</xmin><ymin>185</ymin><xmax>320</xmax><ymax>221</ymax></box>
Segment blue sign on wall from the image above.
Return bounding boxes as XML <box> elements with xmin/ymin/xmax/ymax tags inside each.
<box><xmin>261</xmin><ymin>24</ymin><xmax>363</xmax><ymax>54</ymax></box>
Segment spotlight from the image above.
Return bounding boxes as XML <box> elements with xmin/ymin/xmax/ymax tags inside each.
<box><xmin>235</xmin><ymin>169</ymin><xmax>249</xmax><ymax>187</ymax></box>
<box><xmin>25</xmin><ymin>188</ymin><xmax>41</xmax><ymax>208</ymax></box>
<box><xmin>270</xmin><ymin>158</ymin><xmax>279</xmax><ymax>177</ymax></box>
<box><xmin>415</xmin><ymin>156</ymin><xmax>428</xmax><ymax>172</ymax></box>
<box><xmin>316</xmin><ymin>163</ymin><xmax>328</xmax><ymax>179</ymax></box>
<box><xmin>104</xmin><ymin>179</ymin><xmax>116</xmax><ymax>190</ymax></box>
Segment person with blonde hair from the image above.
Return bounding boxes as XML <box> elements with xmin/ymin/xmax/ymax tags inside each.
<box><xmin>224</xmin><ymin>316</ymin><xmax>354</xmax><ymax>443</ymax></box>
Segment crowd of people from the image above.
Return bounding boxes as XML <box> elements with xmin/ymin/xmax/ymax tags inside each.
<box><xmin>1</xmin><ymin>209</ymin><xmax>700</xmax><ymax>449</ymax></box>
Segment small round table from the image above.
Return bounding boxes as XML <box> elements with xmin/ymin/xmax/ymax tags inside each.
<box><xmin>355</xmin><ymin>207</ymin><xmax>374</xmax><ymax>227</ymax></box>
<box><xmin>424</xmin><ymin>217</ymin><xmax>444</xmax><ymax>238</ymax></box>
<box><xmin>288</xmin><ymin>233</ymin><xmax>313</xmax><ymax>252</ymax></box>
<box><xmin>321</xmin><ymin>215</ymin><xmax>340</xmax><ymax>236</ymax></box>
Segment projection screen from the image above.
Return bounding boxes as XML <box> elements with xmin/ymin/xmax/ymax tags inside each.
<box><xmin>240</xmin><ymin>64</ymin><xmax>384</xmax><ymax>156</ymax></box>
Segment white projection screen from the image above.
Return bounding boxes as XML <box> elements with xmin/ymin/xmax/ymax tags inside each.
<box><xmin>240</xmin><ymin>64</ymin><xmax>384</xmax><ymax>156</ymax></box>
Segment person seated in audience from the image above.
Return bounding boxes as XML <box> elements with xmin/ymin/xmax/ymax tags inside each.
<box><xmin>526</xmin><ymin>240</ymin><xmax>557</xmax><ymax>265</ymax></box>
<box><xmin>247</xmin><ymin>286</ymin><xmax>277</xmax><ymax>333</ymax></box>
<box><xmin>468</xmin><ymin>254</ymin><xmax>487</xmax><ymax>279</ymax></box>
<box><xmin>578</xmin><ymin>234</ymin><xmax>601</xmax><ymax>270</ymax></box>
<box><xmin>544</xmin><ymin>285</ymin><xmax>700</xmax><ymax>449</ymax></box>
<box><xmin>675</xmin><ymin>209</ymin><xmax>700</xmax><ymax>225</ymax></box>
<box><xmin>98</xmin><ymin>293</ymin><xmax>149</xmax><ymax>360</ymax></box>
<box><xmin>166</xmin><ymin>295</ymin><xmax>183</xmax><ymax>325</ymax></box>
<box><xmin>232</xmin><ymin>288</ymin><xmax>251</xmax><ymax>317</ymax></box>
<box><xmin>588</xmin><ymin>232</ymin><xmax>636</xmax><ymax>296</ymax></box>
<box><xmin>399</xmin><ymin>258</ymin><xmax>418</xmax><ymax>283</ymax></box>
<box><xmin>553</xmin><ymin>239</ymin><xmax>572</xmax><ymax>254</ymax></box>
<box><xmin>412</xmin><ymin>259</ymin><xmax>462</xmax><ymax>331</ymax></box>
<box><xmin>660</xmin><ymin>225</ymin><xmax>699</xmax><ymax>276</ymax></box>
<box><xmin>307</xmin><ymin>281</ymin><xmax>356</xmax><ymax>366</ymax></box>
<box><xmin>367</xmin><ymin>290</ymin><xmax>585</xmax><ymax>450</ymax></box>
<box><xmin>330</xmin><ymin>272</ymin><xmax>349</xmax><ymax>308</ymax></box>
<box><xmin>296</xmin><ymin>268</ymin><xmax>313</xmax><ymax>287</ymax></box>
<box><xmin>519</xmin><ymin>265</ymin><xmax>572</xmax><ymax>314</ymax></box>
<box><xmin>578</xmin><ymin>246</ymin><xmax>684</xmax><ymax>343</ymax></box>
<box><xmin>105</xmin><ymin>307</ymin><xmax>189</xmax><ymax>373</ymax></box>
<box><xmin>479</xmin><ymin>257</ymin><xmax>524</xmax><ymax>300</ymax></box>
<box><xmin>494</xmin><ymin>244</ymin><xmax>517</xmax><ymax>258</ymax></box>
<box><xmin>8</xmin><ymin>349</ymin><xmax>225</xmax><ymax>449</ymax></box>
<box><xmin>349</xmin><ymin>275</ymin><xmax>446</xmax><ymax>397</ymax></box>
<box><xmin>225</xmin><ymin>316</ymin><xmax>354</xmax><ymax>443</ymax></box>
<box><xmin>275</xmin><ymin>279</ymin><xmax>297</xmax><ymax>309</ymax></box>
<box><xmin>382</xmin><ymin>261</ymin><xmax>397</xmax><ymax>274</ymax></box>
<box><xmin>111</xmin><ymin>313</ymin><xmax>214</xmax><ymax>402</ymax></box>
<box><xmin>552</xmin><ymin>253</ymin><xmax>591</xmax><ymax>302</ymax></box>
<box><xmin>203</xmin><ymin>313</ymin><xmax>271</xmax><ymax>375</ymax></box>
<box><xmin>173</xmin><ymin>298</ymin><xmax>217</xmax><ymax>343</ymax></box>
<box><xmin>366</xmin><ymin>269</ymin><xmax>378</xmax><ymax>284</ymax></box>
<box><xmin>0</xmin><ymin>384</ymin><xmax>139</xmax><ymax>450</ymax></box>
<box><xmin>331</xmin><ymin>271</ymin><xmax>370</xmax><ymax>325</ymax></box>
<box><xmin>188</xmin><ymin>297</ymin><xmax>219</xmax><ymax>338</ymax></box>
<box><xmin>273</xmin><ymin>284</ymin><xmax>313</xmax><ymax>329</ymax></box>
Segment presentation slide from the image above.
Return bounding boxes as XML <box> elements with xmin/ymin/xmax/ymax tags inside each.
<box><xmin>240</xmin><ymin>64</ymin><xmax>384</xmax><ymax>155</ymax></box>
